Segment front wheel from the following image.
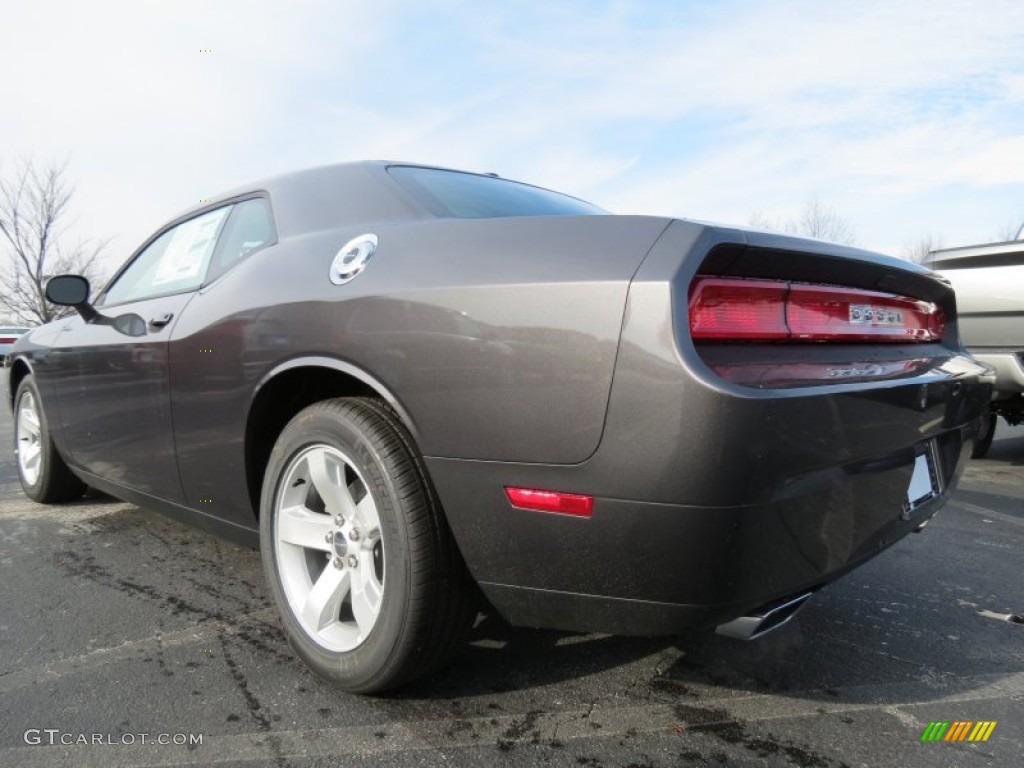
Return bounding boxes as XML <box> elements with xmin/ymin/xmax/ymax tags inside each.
<box><xmin>260</xmin><ymin>397</ymin><xmax>475</xmax><ymax>693</ymax></box>
<box><xmin>14</xmin><ymin>375</ymin><xmax>86</xmax><ymax>503</ymax></box>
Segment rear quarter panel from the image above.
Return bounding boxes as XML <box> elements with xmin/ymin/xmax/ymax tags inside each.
<box><xmin>168</xmin><ymin>214</ymin><xmax>670</xmax><ymax>521</ymax></box>
<box><xmin>351</xmin><ymin>215</ymin><xmax>672</xmax><ymax>462</ymax></box>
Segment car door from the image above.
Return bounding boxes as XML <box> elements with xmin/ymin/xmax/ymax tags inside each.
<box><xmin>52</xmin><ymin>206</ymin><xmax>233</xmax><ymax>502</ymax></box>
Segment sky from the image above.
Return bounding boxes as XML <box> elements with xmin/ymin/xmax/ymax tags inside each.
<box><xmin>2</xmin><ymin>0</ymin><xmax>1023</xmax><ymax>276</ymax></box>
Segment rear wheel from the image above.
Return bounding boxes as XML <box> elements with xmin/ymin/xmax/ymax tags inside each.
<box><xmin>14</xmin><ymin>375</ymin><xmax>86</xmax><ymax>503</ymax></box>
<box><xmin>971</xmin><ymin>410</ymin><xmax>997</xmax><ymax>459</ymax></box>
<box><xmin>260</xmin><ymin>397</ymin><xmax>475</xmax><ymax>693</ymax></box>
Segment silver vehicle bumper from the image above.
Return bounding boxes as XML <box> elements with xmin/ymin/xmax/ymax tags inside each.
<box><xmin>970</xmin><ymin>350</ymin><xmax>1024</xmax><ymax>395</ymax></box>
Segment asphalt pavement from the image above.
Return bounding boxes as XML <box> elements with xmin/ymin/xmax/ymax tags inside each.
<box><xmin>0</xmin><ymin>404</ymin><xmax>1021</xmax><ymax>768</ymax></box>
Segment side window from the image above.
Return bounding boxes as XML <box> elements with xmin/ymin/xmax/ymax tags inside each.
<box><xmin>205</xmin><ymin>198</ymin><xmax>274</xmax><ymax>284</ymax></box>
<box><xmin>102</xmin><ymin>207</ymin><xmax>231</xmax><ymax>306</ymax></box>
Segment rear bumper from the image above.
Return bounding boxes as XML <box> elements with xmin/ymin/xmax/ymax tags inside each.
<box><xmin>427</xmin><ymin>424</ymin><xmax>972</xmax><ymax>636</ymax></box>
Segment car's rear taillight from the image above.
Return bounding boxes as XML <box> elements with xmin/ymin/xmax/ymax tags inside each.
<box><xmin>689</xmin><ymin>277</ymin><xmax>945</xmax><ymax>342</ymax></box>
<box><xmin>0</xmin><ymin>337</ymin><xmax>16</xmax><ymax>345</ymax></box>
<box><xmin>688</xmin><ymin>279</ymin><xmax>790</xmax><ymax>340</ymax></box>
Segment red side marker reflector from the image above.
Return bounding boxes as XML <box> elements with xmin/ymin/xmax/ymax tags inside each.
<box><xmin>504</xmin><ymin>487</ymin><xmax>594</xmax><ymax>517</ymax></box>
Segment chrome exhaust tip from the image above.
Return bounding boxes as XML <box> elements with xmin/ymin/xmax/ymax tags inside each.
<box><xmin>715</xmin><ymin>592</ymin><xmax>814</xmax><ymax>641</ymax></box>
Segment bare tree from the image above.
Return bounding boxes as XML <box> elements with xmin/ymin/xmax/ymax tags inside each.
<box><xmin>747</xmin><ymin>199</ymin><xmax>856</xmax><ymax>245</ymax></box>
<box><xmin>902</xmin><ymin>234</ymin><xmax>943</xmax><ymax>264</ymax></box>
<box><xmin>793</xmin><ymin>199</ymin><xmax>856</xmax><ymax>245</ymax></box>
<box><xmin>747</xmin><ymin>210</ymin><xmax>780</xmax><ymax>231</ymax></box>
<box><xmin>0</xmin><ymin>160</ymin><xmax>106</xmax><ymax>325</ymax></box>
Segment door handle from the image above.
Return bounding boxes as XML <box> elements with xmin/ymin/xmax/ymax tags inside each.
<box><xmin>148</xmin><ymin>312</ymin><xmax>174</xmax><ymax>329</ymax></box>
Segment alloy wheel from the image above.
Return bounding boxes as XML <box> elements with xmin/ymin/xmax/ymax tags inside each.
<box><xmin>273</xmin><ymin>444</ymin><xmax>385</xmax><ymax>652</ymax></box>
<box><xmin>16</xmin><ymin>391</ymin><xmax>43</xmax><ymax>486</ymax></box>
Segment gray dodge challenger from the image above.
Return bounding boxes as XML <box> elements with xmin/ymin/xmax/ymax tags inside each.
<box><xmin>6</xmin><ymin>162</ymin><xmax>991</xmax><ymax>692</ymax></box>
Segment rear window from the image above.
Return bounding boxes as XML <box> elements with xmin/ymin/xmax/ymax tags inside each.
<box><xmin>387</xmin><ymin>166</ymin><xmax>604</xmax><ymax>219</ymax></box>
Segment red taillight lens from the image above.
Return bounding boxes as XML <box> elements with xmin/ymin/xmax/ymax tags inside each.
<box><xmin>504</xmin><ymin>487</ymin><xmax>594</xmax><ymax>517</ymax></box>
<box><xmin>0</xmin><ymin>337</ymin><xmax>16</xmax><ymax>345</ymax></box>
<box><xmin>688</xmin><ymin>279</ymin><xmax>789</xmax><ymax>340</ymax></box>
<box><xmin>689</xmin><ymin>277</ymin><xmax>945</xmax><ymax>342</ymax></box>
<box><xmin>787</xmin><ymin>285</ymin><xmax>945</xmax><ymax>341</ymax></box>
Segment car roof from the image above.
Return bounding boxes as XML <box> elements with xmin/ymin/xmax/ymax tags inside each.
<box><xmin>170</xmin><ymin>161</ymin><xmax>502</xmax><ymax>238</ymax></box>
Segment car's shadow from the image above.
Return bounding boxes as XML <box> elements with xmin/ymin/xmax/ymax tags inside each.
<box><xmin>77</xmin><ymin>487</ymin><xmax>121</xmax><ymax>504</ymax></box>
<box><xmin>381</xmin><ymin>611</ymin><xmax>676</xmax><ymax>700</ymax></box>
<box><xmin>378</xmin><ymin>570</ymin><xmax>1021</xmax><ymax>710</ymax></box>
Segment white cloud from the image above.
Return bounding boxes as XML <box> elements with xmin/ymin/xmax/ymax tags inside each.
<box><xmin>0</xmin><ymin>0</ymin><xmax>397</xmax><ymax>268</ymax></box>
<box><xmin>1</xmin><ymin>0</ymin><xmax>1022</xmax><ymax>276</ymax></box>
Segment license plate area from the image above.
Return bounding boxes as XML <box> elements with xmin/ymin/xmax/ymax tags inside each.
<box><xmin>902</xmin><ymin>440</ymin><xmax>943</xmax><ymax>520</ymax></box>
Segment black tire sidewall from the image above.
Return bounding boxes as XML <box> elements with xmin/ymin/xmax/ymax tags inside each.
<box><xmin>971</xmin><ymin>411</ymin><xmax>997</xmax><ymax>458</ymax></box>
<box><xmin>259</xmin><ymin>403</ymin><xmax>419</xmax><ymax>692</ymax></box>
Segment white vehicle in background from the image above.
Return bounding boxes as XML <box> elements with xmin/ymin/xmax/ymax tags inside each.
<box><xmin>931</xmin><ymin>240</ymin><xmax>1024</xmax><ymax>457</ymax></box>
<box><xmin>0</xmin><ymin>326</ymin><xmax>31</xmax><ymax>363</ymax></box>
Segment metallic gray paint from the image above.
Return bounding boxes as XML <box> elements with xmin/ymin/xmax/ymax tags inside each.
<box><xmin>5</xmin><ymin>162</ymin><xmax>991</xmax><ymax>637</ymax></box>
<box><xmin>425</xmin><ymin>223</ymin><xmax>988</xmax><ymax>632</ymax></box>
<box><xmin>51</xmin><ymin>292</ymin><xmax>195</xmax><ymax>501</ymax></box>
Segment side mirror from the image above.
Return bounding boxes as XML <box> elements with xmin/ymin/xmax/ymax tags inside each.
<box><xmin>45</xmin><ymin>275</ymin><xmax>97</xmax><ymax>321</ymax></box>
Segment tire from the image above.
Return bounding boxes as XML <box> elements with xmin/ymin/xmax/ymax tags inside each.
<box><xmin>971</xmin><ymin>410</ymin><xmax>997</xmax><ymax>459</ymax></box>
<box><xmin>259</xmin><ymin>397</ymin><xmax>476</xmax><ymax>693</ymax></box>
<box><xmin>13</xmin><ymin>375</ymin><xmax>86</xmax><ymax>503</ymax></box>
